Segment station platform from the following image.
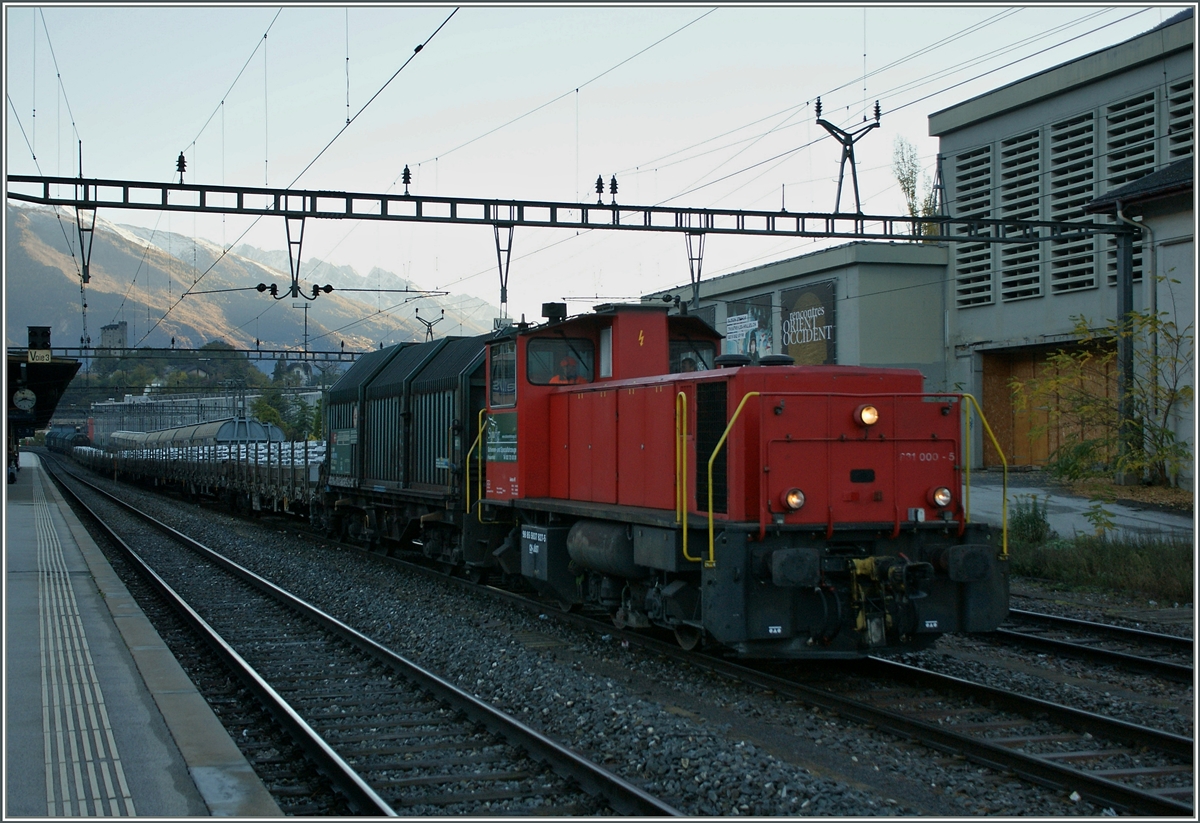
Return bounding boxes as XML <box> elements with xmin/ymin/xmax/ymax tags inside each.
<box><xmin>4</xmin><ymin>452</ymin><xmax>281</xmax><ymax>817</ymax></box>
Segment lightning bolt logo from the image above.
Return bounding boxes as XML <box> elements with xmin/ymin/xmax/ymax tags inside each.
<box><xmin>638</xmin><ymin>329</ymin><xmax>645</xmax><ymax>346</ymax></box>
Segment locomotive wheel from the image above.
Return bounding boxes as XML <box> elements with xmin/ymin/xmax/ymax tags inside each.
<box><xmin>673</xmin><ymin>625</ymin><xmax>703</xmax><ymax>651</ymax></box>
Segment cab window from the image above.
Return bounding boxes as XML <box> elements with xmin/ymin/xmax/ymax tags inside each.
<box><xmin>528</xmin><ymin>338</ymin><xmax>595</xmax><ymax>385</ymax></box>
<box><xmin>490</xmin><ymin>341</ymin><xmax>517</xmax><ymax>406</ymax></box>
<box><xmin>670</xmin><ymin>340</ymin><xmax>716</xmax><ymax>373</ymax></box>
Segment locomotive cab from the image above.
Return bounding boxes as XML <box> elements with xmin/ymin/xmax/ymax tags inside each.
<box><xmin>483</xmin><ymin>303</ymin><xmax>721</xmax><ymax>503</ymax></box>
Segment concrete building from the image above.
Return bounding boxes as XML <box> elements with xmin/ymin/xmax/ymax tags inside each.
<box><xmin>1084</xmin><ymin>156</ymin><xmax>1195</xmax><ymax>485</ymax></box>
<box><xmin>928</xmin><ymin>9</ymin><xmax>1193</xmax><ymax>475</ymax></box>
<box><xmin>651</xmin><ymin>241</ymin><xmax>950</xmax><ymax>387</ymax></box>
<box><xmin>99</xmin><ymin>321</ymin><xmax>128</xmax><ymax>351</ymax></box>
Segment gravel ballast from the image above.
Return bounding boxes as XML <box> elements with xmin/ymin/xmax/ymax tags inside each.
<box><xmin>71</xmin><ymin>470</ymin><xmax>1191</xmax><ymax>816</ymax></box>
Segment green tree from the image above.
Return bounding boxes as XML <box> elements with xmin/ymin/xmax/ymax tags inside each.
<box><xmin>251</xmin><ymin>394</ymin><xmax>285</xmax><ymax>430</ymax></box>
<box><xmin>892</xmin><ymin>136</ymin><xmax>939</xmax><ymax>238</ymax></box>
<box><xmin>1011</xmin><ymin>287</ymin><xmax>1194</xmax><ymax>487</ymax></box>
<box><xmin>310</xmin><ymin>402</ymin><xmax>324</xmax><ymax>441</ymax></box>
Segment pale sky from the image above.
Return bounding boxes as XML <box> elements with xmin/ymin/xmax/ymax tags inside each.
<box><xmin>4</xmin><ymin>3</ymin><xmax>1188</xmax><ymax>335</ymax></box>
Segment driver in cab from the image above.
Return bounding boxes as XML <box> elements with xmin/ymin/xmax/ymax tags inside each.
<box><xmin>549</xmin><ymin>356</ymin><xmax>584</xmax><ymax>384</ymax></box>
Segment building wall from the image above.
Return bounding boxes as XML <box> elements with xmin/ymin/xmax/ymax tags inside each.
<box><xmin>934</xmin><ymin>48</ymin><xmax>1192</xmax><ymax>349</ymax></box>
<box><xmin>1141</xmin><ymin>199</ymin><xmax>1195</xmax><ymax>489</ymax></box>
<box><xmin>99</xmin><ymin>321</ymin><xmax>127</xmax><ymax>350</ymax></box>
<box><xmin>930</xmin><ymin>13</ymin><xmax>1193</xmax><ymax>472</ymax></box>
<box><xmin>653</xmin><ymin>241</ymin><xmax>951</xmax><ymax>388</ymax></box>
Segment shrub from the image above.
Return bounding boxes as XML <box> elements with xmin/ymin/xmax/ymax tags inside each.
<box><xmin>1009</xmin><ymin>494</ymin><xmax>1054</xmax><ymax>547</ymax></box>
<box><xmin>1009</xmin><ymin>531</ymin><xmax>1193</xmax><ymax>602</ymax></box>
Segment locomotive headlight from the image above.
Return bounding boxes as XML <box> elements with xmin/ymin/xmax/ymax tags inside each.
<box><xmin>929</xmin><ymin>486</ymin><xmax>953</xmax><ymax>508</ymax></box>
<box><xmin>854</xmin><ymin>404</ymin><xmax>879</xmax><ymax>427</ymax></box>
<box><xmin>782</xmin><ymin>488</ymin><xmax>806</xmax><ymax>511</ymax></box>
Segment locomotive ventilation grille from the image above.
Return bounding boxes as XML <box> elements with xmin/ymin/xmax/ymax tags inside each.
<box><xmin>694</xmin><ymin>380</ymin><xmax>728</xmax><ymax>514</ymax></box>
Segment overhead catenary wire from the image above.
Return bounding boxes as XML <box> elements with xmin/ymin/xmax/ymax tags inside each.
<box><xmin>289</xmin><ymin>8</ymin><xmax>459</xmax><ymax>187</ymax></box>
<box><xmin>181</xmin><ymin>9</ymin><xmax>282</xmax><ymax>160</ymax></box>
<box><xmin>134</xmin><ymin>8</ymin><xmax>457</xmax><ymax>348</ymax></box>
<box><xmin>656</xmin><ymin>7</ymin><xmax>1154</xmax><ymax>208</ymax></box>
<box><xmin>7</xmin><ymin>74</ymin><xmax>85</xmax><ymax>300</ymax></box>
<box><xmin>409</xmin><ymin>8</ymin><xmax>716</xmax><ymax>169</ymax></box>
<box><xmin>36</xmin><ymin>10</ymin><xmax>82</xmax><ymax>153</ymax></box>
<box><xmin>614</xmin><ymin>7</ymin><xmax>1021</xmax><ymax>179</ymax></box>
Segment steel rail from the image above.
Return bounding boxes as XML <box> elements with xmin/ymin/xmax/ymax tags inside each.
<box><xmin>41</xmin><ymin>459</ymin><xmax>396</xmax><ymax>816</ymax></box>
<box><xmin>991</xmin><ymin>628</ymin><xmax>1193</xmax><ymax>682</ymax></box>
<box><xmin>858</xmin><ymin>657</ymin><xmax>1194</xmax><ymax>760</ymax></box>
<box><xmin>52</xmin><ymin>460</ymin><xmax>682</xmax><ymax>818</ymax></box>
<box><xmin>1008</xmin><ymin>608</ymin><xmax>1194</xmax><ymax>650</ymax></box>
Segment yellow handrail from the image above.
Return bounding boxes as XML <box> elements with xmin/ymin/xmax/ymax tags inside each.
<box><xmin>464</xmin><ymin>408</ymin><xmax>488</xmax><ymax>519</ymax></box>
<box><xmin>960</xmin><ymin>393</ymin><xmax>1008</xmax><ymax>558</ymax></box>
<box><xmin>676</xmin><ymin>391</ymin><xmax>700</xmax><ymax>562</ymax></box>
<box><xmin>706</xmin><ymin>391</ymin><xmax>760</xmax><ymax>568</ymax></box>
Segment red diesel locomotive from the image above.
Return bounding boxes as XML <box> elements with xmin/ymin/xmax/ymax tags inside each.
<box><xmin>471</xmin><ymin>302</ymin><xmax>1008</xmax><ymax>657</ymax></box>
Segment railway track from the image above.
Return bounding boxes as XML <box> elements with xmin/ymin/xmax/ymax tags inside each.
<box><xmin>310</xmin><ymin>534</ymin><xmax>1194</xmax><ymax>816</ymax></box>
<box><xmin>46</xmin><ymin>459</ymin><xmax>680</xmax><ymax>817</ymax></box>
<box><xmin>992</xmin><ymin>609</ymin><xmax>1194</xmax><ymax>683</ymax></box>
<box><xmin>53</xmin><ymin>456</ymin><xmax>1195</xmax><ymax>815</ymax></box>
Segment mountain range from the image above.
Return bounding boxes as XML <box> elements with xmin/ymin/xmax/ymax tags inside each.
<box><xmin>5</xmin><ymin>203</ymin><xmax>499</xmax><ymax>353</ymax></box>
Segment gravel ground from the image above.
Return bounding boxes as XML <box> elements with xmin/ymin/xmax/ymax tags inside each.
<box><xmin>78</xmin><ymin>472</ymin><xmax>1192</xmax><ymax>816</ymax></box>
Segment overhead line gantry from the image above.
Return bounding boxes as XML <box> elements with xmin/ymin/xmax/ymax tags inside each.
<box><xmin>7</xmin><ymin>173</ymin><xmax>1135</xmax><ymax>317</ymax></box>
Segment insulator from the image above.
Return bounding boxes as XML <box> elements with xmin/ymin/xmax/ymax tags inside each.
<box><xmin>874</xmin><ymin>100</ymin><xmax>881</xmax><ymax>121</ymax></box>
<box><xmin>256</xmin><ymin>283</ymin><xmax>267</xmax><ymax>292</ymax></box>
<box><xmin>269</xmin><ymin>284</ymin><xmax>278</xmax><ymax>297</ymax></box>
<box><xmin>610</xmin><ymin>175</ymin><xmax>618</xmax><ymax>196</ymax></box>
<box><xmin>176</xmin><ymin>152</ymin><xmax>186</xmax><ymax>173</ymax></box>
<box><xmin>595</xmin><ymin>175</ymin><xmax>603</xmax><ymax>195</ymax></box>
<box><xmin>402</xmin><ymin>165</ymin><xmax>411</xmax><ymax>185</ymax></box>
<box><xmin>815</xmin><ymin>97</ymin><xmax>822</xmax><ymax>119</ymax></box>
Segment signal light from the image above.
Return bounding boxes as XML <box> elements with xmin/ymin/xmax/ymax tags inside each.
<box><xmin>28</xmin><ymin>326</ymin><xmax>51</xmax><ymax>349</ymax></box>
<box><xmin>854</xmin><ymin>404</ymin><xmax>879</xmax><ymax>427</ymax></box>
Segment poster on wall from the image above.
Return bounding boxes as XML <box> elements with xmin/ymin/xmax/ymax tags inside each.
<box><xmin>780</xmin><ymin>280</ymin><xmax>836</xmax><ymax>364</ymax></box>
<box><xmin>724</xmin><ymin>293</ymin><xmax>773</xmax><ymax>362</ymax></box>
